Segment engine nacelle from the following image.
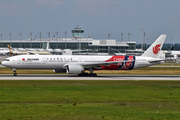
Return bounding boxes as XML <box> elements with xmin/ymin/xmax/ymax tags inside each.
<box><xmin>66</xmin><ymin>64</ymin><xmax>84</xmax><ymax>74</ymax></box>
<box><xmin>53</xmin><ymin>69</ymin><xmax>66</xmax><ymax>73</ymax></box>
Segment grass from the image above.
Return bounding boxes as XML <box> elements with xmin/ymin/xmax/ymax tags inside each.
<box><xmin>0</xmin><ymin>80</ymin><xmax>180</xmax><ymax>120</ymax></box>
<box><xmin>0</xmin><ymin>63</ymin><xmax>180</xmax><ymax>119</ymax></box>
<box><xmin>1</xmin><ymin>67</ymin><xmax>180</xmax><ymax>75</ymax></box>
<box><xmin>96</xmin><ymin>67</ymin><xmax>180</xmax><ymax>75</ymax></box>
<box><xmin>154</xmin><ymin>62</ymin><xmax>180</xmax><ymax>66</ymax></box>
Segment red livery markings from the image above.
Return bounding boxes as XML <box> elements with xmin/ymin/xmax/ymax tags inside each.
<box><xmin>121</xmin><ymin>56</ymin><xmax>133</xmax><ymax>70</ymax></box>
<box><xmin>105</xmin><ymin>56</ymin><xmax>125</xmax><ymax>62</ymax></box>
<box><xmin>153</xmin><ymin>44</ymin><xmax>161</xmax><ymax>54</ymax></box>
<box><xmin>101</xmin><ymin>55</ymin><xmax>134</xmax><ymax>70</ymax></box>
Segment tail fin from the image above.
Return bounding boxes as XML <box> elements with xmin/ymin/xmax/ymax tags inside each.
<box><xmin>141</xmin><ymin>34</ymin><xmax>167</xmax><ymax>58</ymax></box>
<box><xmin>7</xmin><ymin>44</ymin><xmax>11</xmax><ymax>49</ymax></box>
<box><xmin>7</xmin><ymin>44</ymin><xmax>13</xmax><ymax>52</ymax></box>
<box><xmin>168</xmin><ymin>44</ymin><xmax>174</xmax><ymax>51</ymax></box>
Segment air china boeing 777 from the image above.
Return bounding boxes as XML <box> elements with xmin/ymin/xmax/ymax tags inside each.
<box><xmin>2</xmin><ymin>34</ymin><xmax>166</xmax><ymax>76</ymax></box>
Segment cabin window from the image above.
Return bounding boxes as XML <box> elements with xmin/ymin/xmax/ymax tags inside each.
<box><xmin>5</xmin><ymin>59</ymin><xmax>10</xmax><ymax>61</ymax></box>
<box><xmin>27</xmin><ymin>58</ymin><xmax>39</xmax><ymax>61</ymax></box>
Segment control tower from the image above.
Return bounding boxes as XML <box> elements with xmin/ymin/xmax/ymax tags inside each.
<box><xmin>71</xmin><ymin>27</ymin><xmax>84</xmax><ymax>39</ymax></box>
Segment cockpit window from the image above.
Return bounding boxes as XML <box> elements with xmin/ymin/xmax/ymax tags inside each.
<box><xmin>5</xmin><ymin>59</ymin><xmax>10</xmax><ymax>61</ymax></box>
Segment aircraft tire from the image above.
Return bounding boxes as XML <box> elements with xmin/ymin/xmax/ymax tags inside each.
<box><xmin>78</xmin><ymin>73</ymin><xmax>97</xmax><ymax>77</ymax></box>
<box><xmin>14</xmin><ymin>73</ymin><xmax>17</xmax><ymax>76</ymax></box>
<box><xmin>93</xmin><ymin>73</ymin><xmax>97</xmax><ymax>77</ymax></box>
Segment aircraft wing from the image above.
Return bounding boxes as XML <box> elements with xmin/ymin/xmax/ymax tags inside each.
<box><xmin>148</xmin><ymin>59</ymin><xmax>166</xmax><ymax>63</ymax></box>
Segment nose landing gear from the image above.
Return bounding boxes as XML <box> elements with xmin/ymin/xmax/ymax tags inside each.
<box><xmin>14</xmin><ymin>72</ymin><xmax>17</xmax><ymax>76</ymax></box>
<box><xmin>11</xmin><ymin>68</ymin><xmax>17</xmax><ymax>76</ymax></box>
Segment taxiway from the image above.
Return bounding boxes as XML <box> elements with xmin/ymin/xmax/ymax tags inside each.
<box><xmin>0</xmin><ymin>74</ymin><xmax>180</xmax><ymax>80</ymax></box>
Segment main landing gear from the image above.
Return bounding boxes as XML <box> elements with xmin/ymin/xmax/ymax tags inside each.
<box><xmin>78</xmin><ymin>73</ymin><xmax>97</xmax><ymax>77</ymax></box>
<box><xmin>78</xmin><ymin>68</ymin><xmax>97</xmax><ymax>77</ymax></box>
<box><xmin>11</xmin><ymin>68</ymin><xmax>17</xmax><ymax>76</ymax></box>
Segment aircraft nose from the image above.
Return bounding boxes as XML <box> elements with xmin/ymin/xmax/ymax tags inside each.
<box><xmin>1</xmin><ymin>61</ymin><xmax>5</xmax><ymax>66</ymax></box>
<box><xmin>1</xmin><ymin>61</ymin><xmax>7</xmax><ymax>67</ymax></box>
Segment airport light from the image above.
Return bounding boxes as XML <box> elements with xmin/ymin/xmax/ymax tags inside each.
<box><xmin>128</xmin><ymin>33</ymin><xmax>131</xmax><ymax>41</ymax></box>
<box><xmin>39</xmin><ymin>32</ymin><xmax>41</xmax><ymax>48</ymax></box>
<box><xmin>146</xmin><ymin>38</ymin><xmax>148</xmax><ymax>50</ymax></box>
<box><xmin>108</xmin><ymin>33</ymin><xmax>110</xmax><ymax>39</ymax></box>
<box><xmin>29</xmin><ymin>32</ymin><xmax>32</xmax><ymax>48</ymax></box>
<box><xmin>64</xmin><ymin>31</ymin><xmax>67</xmax><ymax>49</ymax></box>
<box><xmin>19</xmin><ymin>33</ymin><xmax>22</xmax><ymax>48</ymax></box>
<box><xmin>144</xmin><ymin>32</ymin><xmax>147</xmax><ymax>50</ymax></box>
<box><xmin>9</xmin><ymin>33</ymin><xmax>12</xmax><ymax>46</ymax></box>
<box><xmin>141</xmin><ymin>28</ymin><xmax>144</xmax><ymax>50</ymax></box>
<box><xmin>108</xmin><ymin>33</ymin><xmax>111</xmax><ymax>54</ymax></box>
<box><xmin>55</xmin><ymin>31</ymin><xmax>58</xmax><ymax>49</ymax></box>
<box><xmin>64</xmin><ymin>31</ymin><xmax>67</xmax><ymax>48</ymax></box>
<box><xmin>47</xmin><ymin>32</ymin><xmax>50</xmax><ymax>40</ymax></box>
<box><xmin>79</xmin><ymin>28</ymin><xmax>81</xmax><ymax>55</ymax></box>
<box><xmin>0</xmin><ymin>33</ymin><xmax>2</xmax><ymax>48</ymax></box>
<box><xmin>121</xmin><ymin>33</ymin><xmax>123</xmax><ymax>42</ymax></box>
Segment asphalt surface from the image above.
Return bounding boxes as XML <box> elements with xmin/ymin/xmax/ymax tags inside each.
<box><xmin>0</xmin><ymin>74</ymin><xmax>180</xmax><ymax>80</ymax></box>
<box><xmin>0</xmin><ymin>65</ymin><xmax>5</xmax><ymax>68</ymax></box>
<box><xmin>0</xmin><ymin>56</ymin><xmax>8</xmax><ymax>62</ymax></box>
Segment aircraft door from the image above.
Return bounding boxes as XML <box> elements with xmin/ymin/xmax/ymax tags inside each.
<box><xmin>42</xmin><ymin>58</ymin><xmax>46</xmax><ymax>64</ymax></box>
<box><xmin>78</xmin><ymin>58</ymin><xmax>84</xmax><ymax>63</ymax></box>
<box><xmin>17</xmin><ymin>58</ymin><xmax>21</xmax><ymax>64</ymax></box>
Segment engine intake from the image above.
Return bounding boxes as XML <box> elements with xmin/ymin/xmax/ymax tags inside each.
<box><xmin>66</xmin><ymin>64</ymin><xmax>84</xmax><ymax>74</ymax></box>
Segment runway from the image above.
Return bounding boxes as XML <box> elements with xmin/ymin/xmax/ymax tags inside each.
<box><xmin>0</xmin><ymin>65</ymin><xmax>5</xmax><ymax>68</ymax></box>
<box><xmin>0</xmin><ymin>74</ymin><xmax>180</xmax><ymax>80</ymax></box>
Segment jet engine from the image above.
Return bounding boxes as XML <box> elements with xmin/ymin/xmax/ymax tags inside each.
<box><xmin>53</xmin><ymin>69</ymin><xmax>66</xmax><ymax>73</ymax></box>
<box><xmin>66</xmin><ymin>64</ymin><xmax>84</xmax><ymax>74</ymax></box>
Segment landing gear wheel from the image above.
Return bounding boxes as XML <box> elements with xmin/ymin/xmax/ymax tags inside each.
<box><xmin>14</xmin><ymin>73</ymin><xmax>17</xmax><ymax>76</ymax></box>
<box><xmin>90</xmin><ymin>73</ymin><xmax>97</xmax><ymax>77</ymax></box>
<box><xmin>78</xmin><ymin>72</ymin><xmax>97</xmax><ymax>77</ymax></box>
<box><xmin>93</xmin><ymin>73</ymin><xmax>97</xmax><ymax>77</ymax></box>
<box><xmin>87</xmin><ymin>68</ymin><xmax>97</xmax><ymax>77</ymax></box>
<box><xmin>11</xmin><ymin>68</ymin><xmax>17</xmax><ymax>76</ymax></box>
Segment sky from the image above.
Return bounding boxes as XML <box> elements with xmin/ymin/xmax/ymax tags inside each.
<box><xmin>0</xmin><ymin>0</ymin><xmax>180</xmax><ymax>44</ymax></box>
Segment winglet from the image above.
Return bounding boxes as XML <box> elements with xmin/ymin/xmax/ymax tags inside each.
<box><xmin>141</xmin><ymin>34</ymin><xmax>167</xmax><ymax>58</ymax></box>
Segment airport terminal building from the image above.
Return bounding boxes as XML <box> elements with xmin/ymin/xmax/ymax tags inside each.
<box><xmin>0</xmin><ymin>27</ymin><xmax>139</xmax><ymax>55</ymax></box>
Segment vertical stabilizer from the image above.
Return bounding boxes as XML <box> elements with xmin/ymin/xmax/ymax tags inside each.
<box><xmin>141</xmin><ymin>34</ymin><xmax>167</xmax><ymax>58</ymax></box>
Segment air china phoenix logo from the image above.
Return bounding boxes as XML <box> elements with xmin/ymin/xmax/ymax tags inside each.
<box><xmin>153</xmin><ymin>44</ymin><xmax>161</xmax><ymax>54</ymax></box>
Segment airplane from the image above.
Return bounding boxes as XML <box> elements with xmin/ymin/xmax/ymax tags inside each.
<box><xmin>1</xmin><ymin>34</ymin><xmax>167</xmax><ymax>76</ymax></box>
<box><xmin>0</xmin><ymin>48</ymin><xmax>9</xmax><ymax>55</ymax></box>
<box><xmin>7</xmin><ymin>44</ymin><xmax>51</xmax><ymax>56</ymax></box>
